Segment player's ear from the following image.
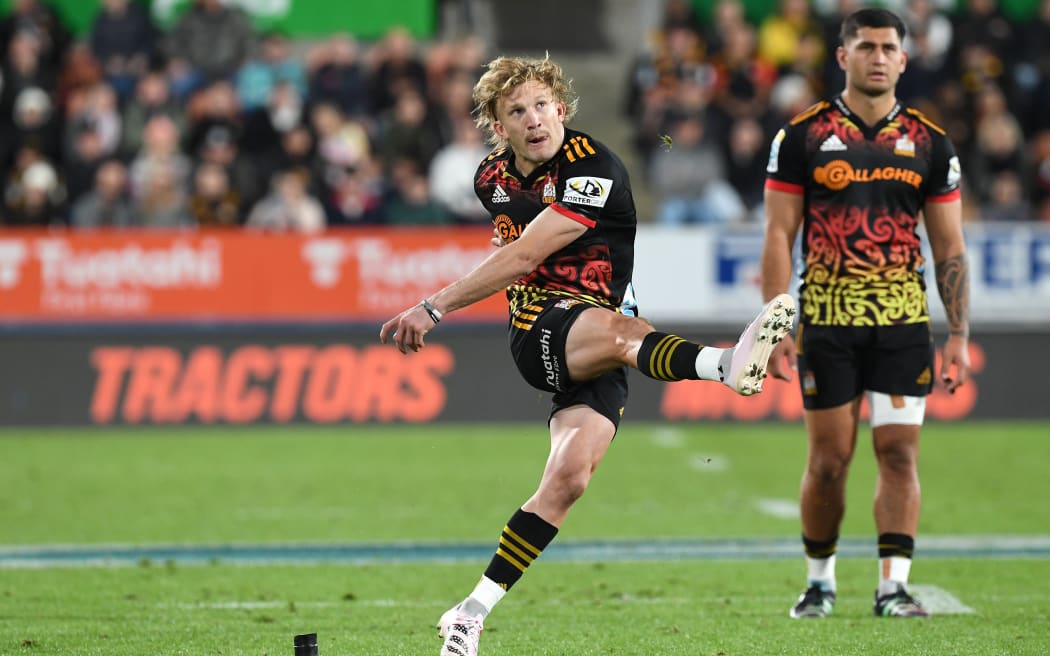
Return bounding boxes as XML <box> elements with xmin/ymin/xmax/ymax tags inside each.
<box><xmin>556</xmin><ymin>101</ymin><xmax>566</xmax><ymax>122</ymax></box>
<box><xmin>899</xmin><ymin>48</ymin><xmax>907</xmax><ymax>74</ymax></box>
<box><xmin>492</xmin><ymin>119</ymin><xmax>507</xmax><ymax>140</ymax></box>
<box><xmin>836</xmin><ymin>45</ymin><xmax>847</xmax><ymax>72</ymax></box>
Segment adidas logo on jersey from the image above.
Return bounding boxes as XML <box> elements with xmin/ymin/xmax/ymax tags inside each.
<box><xmin>491</xmin><ymin>185</ymin><xmax>510</xmax><ymax>203</ymax></box>
<box><xmin>820</xmin><ymin>135</ymin><xmax>848</xmax><ymax>152</ymax></box>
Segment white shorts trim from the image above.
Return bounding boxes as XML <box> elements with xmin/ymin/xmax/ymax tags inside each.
<box><xmin>867</xmin><ymin>391</ymin><xmax>926</xmax><ymax>427</ymax></box>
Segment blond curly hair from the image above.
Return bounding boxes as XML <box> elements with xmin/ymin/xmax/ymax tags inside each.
<box><xmin>472</xmin><ymin>55</ymin><xmax>579</xmax><ymax>148</ymax></box>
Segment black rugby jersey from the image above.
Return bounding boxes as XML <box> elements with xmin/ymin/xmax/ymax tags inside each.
<box><xmin>765</xmin><ymin>95</ymin><xmax>961</xmax><ymax>327</ymax></box>
<box><xmin>474</xmin><ymin>127</ymin><xmax>637</xmax><ymax>315</ymax></box>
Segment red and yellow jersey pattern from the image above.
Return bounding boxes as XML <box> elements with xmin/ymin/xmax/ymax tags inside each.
<box><xmin>474</xmin><ymin>128</ymin><xmax>637</xmax><ymax>316</ymax></box>
<box><xmin>765</xmin><ymin>97</ymin><xmax>961</xmax><ymax>327</ymax></box>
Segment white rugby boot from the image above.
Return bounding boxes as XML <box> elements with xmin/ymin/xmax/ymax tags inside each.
<box><xmin>722</xmin><ymin>293</ymin><xmax>796</xmax><ymax>395</ymax></box>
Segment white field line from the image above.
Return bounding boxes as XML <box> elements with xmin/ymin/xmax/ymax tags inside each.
<box><xmin>909</xmin><ymin>584</ymin><xmax>976</xmax><ymax>615</ymax></box>
<box><xmin>754</xmin><ymin>498</ymin><xmax>799</xmax><ymax>520</ymax></box>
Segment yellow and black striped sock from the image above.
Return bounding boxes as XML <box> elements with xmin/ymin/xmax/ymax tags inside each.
<box><xmin>803</xmin><ymin>534</ymin><xmax>839</xmax><ymax>559</ymax></box>
<box><xmin>482</xmin><ymin>508</ymin><xmax>558</xmax><ymax>591</ymax></box>
<box><xmin>878</xmin><ymin>533</ymin><xmax>914</xmax><ymax>559</ymax></box>
<box><xmin>637</xmin><ymin>332</ymin><xmax>703</xmax><ymax>381</ymax></box>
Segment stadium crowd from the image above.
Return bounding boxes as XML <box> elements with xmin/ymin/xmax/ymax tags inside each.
<box><xmin>629</xmin><ymin>0</ymin><xmax>1050</xmax><ymax>223</ymax></box>
<box><xmin>0</xmin><ymin>0</ymin><xmax>1047</xmax><ymax>229</ymax></box>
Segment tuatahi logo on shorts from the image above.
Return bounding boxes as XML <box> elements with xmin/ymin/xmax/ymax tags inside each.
<box><xmin>539</xmin><ymin>328</ymin><xmax>560</xmax><ymax>390</ymax></box>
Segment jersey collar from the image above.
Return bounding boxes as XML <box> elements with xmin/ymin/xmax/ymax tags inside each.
<box><xmin>833</xmin><ymin>94</ymin><xmax>902</xmax><ymax>136</ymax></box>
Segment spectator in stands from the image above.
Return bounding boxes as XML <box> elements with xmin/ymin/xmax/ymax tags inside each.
<box><xmin>195</xmin><ymin>123</ymin><xmax>264</xmax><ymax>216</ymax></box>
<box><xmin>56</xmin><ymin>41</ymin><xmax>105</xmax><ymax>112</ymax></box>
<box><xmin>188</xmin><ymin>161</ymin><xmax>242</xmax><ymax>227</ymax></box>
<box><xmin>129</xmin><ymin>114</ymin><xmax>192</xmax><ymax>212</ymax></box>
<box><xmin>376</xmin><ymin>86</ymin><xmax>444</xmax><ymax>174</ymax></box>
<box><xmin>184</xmin><ymin>80</ymin><xmax>243</xmax><ymax>157</ymax></box>
<box><xmin>757</xmin><ymin>0</ymin><xmax>824</xmax><ymax>75</ymax></box>
<box><xmin>63</xmin><ymin>117</ymin><xmax>108</xmax><ymax>205</ymax></box>
<box><xmin>2</xmin><ymin>159</ymin><xmax>64</xmax><ymax>226</ymax></box>
<box><xmin>724</xmin><ymin>116</ymin><xmax>768</xmax><ymax>219</ymax></box>
<box><xmin>121</xmin><ymin>70</ymin><xmax>187</xmax><ymax>158</ymax></box>
<box><xmin>703</xmin><ymin>0</ymin><xmax>748</xmax><ymax>59</ymax></box>
<box><xmin>241</xmin><ymin>79</ymin><xmax>305</xmax><ymax>163</ymax></box>
<box><xmin>982</xmin><ymin>171</ymin><xmax>1032</xmax><ymax>222</ymax></box>
<box><xmin>135</xmin><ymin>159</ymin><xmax>192</xmax><ymax>228</ymax></box>
<box><xmin>311</xmin><ymin>101</ymin><xmax>371</xmax><ymax>174</ymax></box>
<box><xmin>246</xmin><ymin>167</ymin><xmax>325</xmax><ymax>232</ymax></box>
<box><xmin>382</xmin><ymin>158</ymin><xmax>453</xmax><ymax>225</ymax></box>
<box><xmin>950</xmin><ymin>0</ymin><xmax>1017</xmax><ymax>113</ymax></box>
<box><xmin>271</xmin><ymin>123</ymin><xmax>318</xmax><ymax>179</ymax></box>
<box><xmin>896</xmin><ymin>8</ymin><xmax>954</xmax><ymax>108</ymax></box>
<box><xmin>324</xmin><ymin>156</ymin><xmax>385</xmax><ymax>225</ymax></box>
<box><xmin>0</xmin><ymin>29</ymin><xmax>58</xmax><ymax>163</ymax></box>
<box><xmin>367</xmin><ymin>26</ymin><xmax>427</xmax><ymax>115</ymax></box>
<box><xmin>423</xmin><ymin>34</ymin><xmax>486</xmax><ymax>99</ymax></box>
<box><xmin>649</xmin><ymin>113</ymin><xmax>745</xmax><ymax>225</ymax></box>
<box><xmin>63</xmin><ymin>81</ymin><xmax>122</xmax><ymax>163</ymax></box>
<box><xmin>163</xmin><ymin>0</ymin><xmax>255</xmax><ymax>98</ymax></box>
<box><xmin>638</xmin><ymin>72</ymin><xmax>716</xmax><ymax>171</ymax></box>
<box><xmin>428</xmin><ymin>117</ymin><xmax>490</xmax><ymax>224</ymax></box>
<box><xmin>89</xmin><ymin>0</ymin><xmax>158</xmax><ymax>102</ymax></box>
<box><xmin>1014</xmin><ymin>0</ymin><xmax>1050</xmax><ymax>134</ymax></box>
<box><xmin>0</xmin><ymin>0</ymin><xmax>72</xmax><ymax>75</ymax></box>
<box><xmin>968</xmin><ymin>84</ymin><xmax>1027</xmax><ymax>206</ymax></box>
<box><xmin>428</xmin><ymin>69</ymin><xmax>477</xmax><ymax>148</ymax></box>
<box><xmin>624</xmin><ymin>23</ymin><xmax>706</xmax><ymax>129</ymax></box>
<box><xmin>70</xmin><ymin>159</ymin><xmax>135</xmax><ymax>228</ymax></box>
<box><xmin>767</xmin><ymin>73</ymin><xmax>817</xmax><ymax>129</ymax></box>
<box><xmin>306</xmin><ymin>34</ymin><xmax>370</xmax><ymax>118</ymax></box>
<box><xmin>710</xmin><ymin>21</ymin><xmax>778</xmax><ymax>125</ymax></box>
<box><xmin>3</xmin><ymin>85</ymin><xmax>62</xmax><ymax>168</ymax></box>
<box><xmin>819</xmin><ymin>0</ymin><xmax>862</xmax><ymax>94</ymax></box>
<box><xmin>236</xmin><ymin>30</ymin><xmax>306</xmax><ymax>111</ymax></box>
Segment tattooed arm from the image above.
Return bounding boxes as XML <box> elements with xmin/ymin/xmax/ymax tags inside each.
<box><xmin>924</xmin><ymin>198</ymin><xmax>970</xmax><ymax>392</ymax></box>
<box><xmin>935</xmin><ymin>253</ymin><xmax>970</xmax><ymax>338</ymax></box>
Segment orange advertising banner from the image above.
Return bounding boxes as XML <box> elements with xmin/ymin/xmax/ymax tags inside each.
<box><xmin>0</xmin><ymin>228</ymin><xmax>508</xmax><ymax>323</ymax></box>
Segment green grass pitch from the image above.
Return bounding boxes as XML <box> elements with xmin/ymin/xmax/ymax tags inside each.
<box><xmin>2</xmin><ymin>421</ymin><xmax>1048</xmax><ymax>654</ymax></box>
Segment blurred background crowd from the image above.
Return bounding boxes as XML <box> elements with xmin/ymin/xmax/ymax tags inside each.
<box><xmin>1</xmin><ymin>0</ymin><xmax>1048</xmax><ymax>230</ymax></box>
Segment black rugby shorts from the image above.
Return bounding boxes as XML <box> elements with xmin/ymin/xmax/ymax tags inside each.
<box><xmin>796</xmin><ymin>322</ymin><xmax>935</xmax><ymax>410</ymax></box>
<box><xmin>508</xmin><ymin>296</ymin><xmax>628</xmax><ymax>429</ymax></box>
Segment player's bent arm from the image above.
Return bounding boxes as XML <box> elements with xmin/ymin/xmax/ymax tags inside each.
<box><xmin>923</xmin><ymin>198</ymin><xmax>970</xmax><ymax>338</ymax></box>
<box><xmin>760</xmin><ymin>188</ymin><xmax>804</xmax><ymax>301</ymax></box>
<box><xmin>429</xmin><ymin>205</ymin><xmax>589</xmax><ymax>315</ymax></box>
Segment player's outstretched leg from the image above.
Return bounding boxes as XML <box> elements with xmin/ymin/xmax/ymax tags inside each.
<box><xmin>437</xmin><ymin>604</ymin><xmax>484</xmax><ymax>656</ymax></box>
<box><xmin>723</xmin><ymin>293</ymin><xmax>796</xmax><ymax>395</ymax></box>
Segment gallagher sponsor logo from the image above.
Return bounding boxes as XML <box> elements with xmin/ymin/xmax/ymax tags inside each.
<box><xmin>90</xmin><ymin>343</ymin><xmax>454</xmax><ymax>424</ymax></box>
<box><xmin>814</xmin><ymin>160</ymin><xmax>922</xmax><ymax>191</ymax></box>
<box><xmin>495</xmin><ymin>214</ymin><xmax>526</xmax><ymax>243</ymax></box>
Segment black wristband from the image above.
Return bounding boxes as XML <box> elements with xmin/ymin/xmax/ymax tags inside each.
<box><xmin>421</xmin><ymin>299</ymin><xmax>442</xmax><ymax>324</ymax></box>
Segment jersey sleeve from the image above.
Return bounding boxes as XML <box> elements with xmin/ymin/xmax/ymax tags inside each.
<box><xmin>925</xmin><ymin>131</ymin><xmax>962</xmax><ymax>203</ymax></box>
<box><xmin>764</xmin><ymin>122</ymin><xmax>807</xmax><ymax>195</ymax></box>
<box><xmin>551</xmin><ymin>146</ymin><xmax>624</xmax><ymax>229</ymax></box>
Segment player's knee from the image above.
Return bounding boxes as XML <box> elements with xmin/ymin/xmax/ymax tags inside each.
<box><xmin>550</xmin><ymin>466</ymin><xmax>592</xmax><ymax>505</ymax></box>
<box><xmin>872</xmin><ymin>441</ymin><xmax>917</xmax><ymax>472</ymax></box>
<box><xmin>808</xmin><ymin>450</ymin><xmax>852</xmax><ymax>483</ymax></box>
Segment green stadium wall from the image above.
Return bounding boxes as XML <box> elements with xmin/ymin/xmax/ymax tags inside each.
<box><xmin>0</xmin><ymin>0</ymin><xmax>436</xmax><ymax>39</ymax></box>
